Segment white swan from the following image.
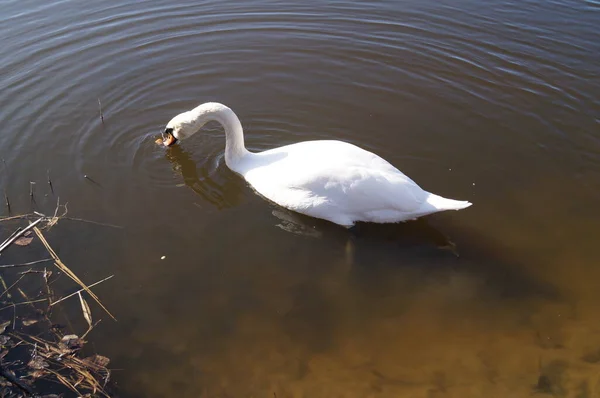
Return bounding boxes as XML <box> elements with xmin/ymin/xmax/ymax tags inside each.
<box><xmin>161</xmin><ymin>102</ymin><xmax>472</xmax><ymax>227</ymax></box>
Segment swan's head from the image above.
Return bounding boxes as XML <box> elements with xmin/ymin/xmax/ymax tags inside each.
<box><xmin>162</xmin><ymin>109</ymin><xmax>209</xmax><ymax>147</ymax></box>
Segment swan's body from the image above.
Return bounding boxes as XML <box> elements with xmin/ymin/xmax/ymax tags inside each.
<box><xmin>163</xmin><ymin>102</ymin><xmax>471</xmax><ymax>227</ymax></box>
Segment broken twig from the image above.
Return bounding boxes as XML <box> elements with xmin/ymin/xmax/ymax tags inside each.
<box><xmin>0</xmin><ymin>217</ymin><xmax>43</xmax><ymax>254</ymax></box>
<box><xmin>51</xmin><ymin>275</ymin><xmax>114</xmax><ymax>307</ymax></box>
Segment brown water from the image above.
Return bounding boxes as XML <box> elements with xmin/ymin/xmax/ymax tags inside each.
<box><xmin>1</xmin><ymin>0</ymin><xmax>600</xmax><ymax>396</ymax></box>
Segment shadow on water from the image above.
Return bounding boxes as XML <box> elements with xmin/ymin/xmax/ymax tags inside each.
<box><xmin>264</xmin><ymin>194</ymin><xmax>560</xmax><ymax>307</ymax></box>
<box><xmin>163</xmin><ymin>144</ymin><xmax>246</xmax><ymax>210</ymax></box>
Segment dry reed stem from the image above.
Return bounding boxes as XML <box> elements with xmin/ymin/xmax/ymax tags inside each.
<box><xmin>0</xmin><ymin>226</ymin><xmax>22</xmax><ymax>250</ymax></box>
<box><xmin>48</xmin><ymin>369</ymin><xmax>82</xmax><ymax>395</ymax></box>
<box><xmin>63</xmin><ymin>216</ymin><xmax>123</xmax><ymax>229</ymax></box>
<box><xmin>0</xmin><ymin>298</ymin><xmax>48</xmax><ymax>312</ymax></box>
<box><xmin>0</xmin><ymin>275</ymin><xmax>10</xmax><ymax>299</ymax></box>
<box><xmin>0</xmin><ymin>214</ymin><xmax>34</xmax><ymax>222</ymax></box>
<box><xmin>0</xmin><ymin>258</ymin><xmax>53</xmax><ymax>268</ymax></box>
<box><xmin>1</xmin><ymin>211</ymin><xmax>122</xmax><ymax>229</ymax></box>
<box><xmin>0</xmin><ymin>274</ymin><xmax>27</xmax><ymax>300</ymax></box>
<box><xmin>81</xmin><ymin>319</ymin><xmax>101</xmax><ymax>340</ymax></box>
<box><xmin>0</xmin><ymin>217</ymin><xmax>44</xmax><ymax>253</ymax></box>
<box><xmin>33</xmin><ymin>226</ymin><xmax>116</xmax><ymax>321</ymax></box>
<box><xmin>50</xmin><ymin>275</ymin><xmax>114</xmax><ymax>307</ymax></box>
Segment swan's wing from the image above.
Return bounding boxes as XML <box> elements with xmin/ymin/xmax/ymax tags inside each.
<box><xmin>291</xmin><ymin>163</ymin><xmax>428</xmax><ymax>213</ymax></box>
<box><xmin>244</xmin><ymin>140</ymin><xmax>429</xmax><ymax>215</ymax></box>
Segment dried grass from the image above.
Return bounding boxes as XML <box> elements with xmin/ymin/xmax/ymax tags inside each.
<box><xmin>0</xmin><ymin>204</ymin><xmax>116</xmax><ymax>397</ymax></box>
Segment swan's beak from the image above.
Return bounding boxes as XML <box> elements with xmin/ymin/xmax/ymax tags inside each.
<box><xmin>163</xmin><ymin>132</ymin><xmax>178</xmax><ymax>147</ymax></box>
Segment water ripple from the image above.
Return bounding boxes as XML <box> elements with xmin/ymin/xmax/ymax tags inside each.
<box><xmin>0</xmin><ymin>0</ymin><xmax>597</xmax><ymax>208</ymax></box>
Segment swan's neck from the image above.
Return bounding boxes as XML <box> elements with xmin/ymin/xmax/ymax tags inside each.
<box><xmin>191</xmin><ymin>103</ymin><xmax>250</xmax><ymax>168</ymax></box>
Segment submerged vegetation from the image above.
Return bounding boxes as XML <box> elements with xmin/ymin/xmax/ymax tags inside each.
<box><xmin>0</xmin><ymin>203</ymin><xmax>116</xmax><ymax>397</ymax></box>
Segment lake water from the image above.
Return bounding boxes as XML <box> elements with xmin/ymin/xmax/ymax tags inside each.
<box><xmin>1</xmin><ymin>0</ymin><xmax>599</xmax><ymax>396</ymax></box>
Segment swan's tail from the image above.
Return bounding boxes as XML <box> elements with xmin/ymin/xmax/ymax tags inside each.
<box><xmin>424</xmin><ymin>193</ymin><xmax>472</xmax><ymax>212</ymax></box>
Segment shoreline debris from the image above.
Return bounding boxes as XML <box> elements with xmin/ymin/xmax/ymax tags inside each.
<box><xmin>0</xmin><ymin>202</ymin><xmax>116</xmax><ymax>397</ymax></box>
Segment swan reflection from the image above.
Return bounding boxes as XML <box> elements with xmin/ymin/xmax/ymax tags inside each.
<box><xmin>164</xmin><ymin>144</ymin><xmax>244</xmax><ymax>209</ymax></box>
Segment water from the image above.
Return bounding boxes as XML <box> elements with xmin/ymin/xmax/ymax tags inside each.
<box><xmin>1</xmin><ymin>0</ymin><xmax>599</xmax><ymax>396</ymax></box>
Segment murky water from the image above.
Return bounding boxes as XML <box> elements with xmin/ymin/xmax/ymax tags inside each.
<box><xmin>1</xmin><ymin>0</ymin><xmax>599</xmax><ymax>396</ymax></box>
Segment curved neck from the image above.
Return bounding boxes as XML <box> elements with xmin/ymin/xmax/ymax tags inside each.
<box><xmin>192</xmin><ymin>103</ymin><xmax>250</xmax><ymax>168</ymax></box>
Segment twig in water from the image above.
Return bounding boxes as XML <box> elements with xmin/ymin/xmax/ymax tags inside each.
<box><xmin>51</xmin><ymin>275</ymin><xmax>114</xmax><ymax>307</ymax></box>
<box><xmin>0</xmin><ymin>298</ymin><xmax>48</xmax><ymax>312</ymax></box>
<box><xmin>83</xmin><ymin>174</ymin><xmax>102</xmax><ymax>187</ymax></box>
<box><xmin>0</xmin><ymin>275</ymin><xmax>11</xmax><ymax>299</ymax></box>
<box><xmin>33</xmin><ymin>226</ymin><xmax>116</xmax><ymax>321</ymax></box>
<box><xmin>18</xmin><ymin>269</ymin><xmax>50</xmax><ymax>276</ymax></box>
<box><xmin>98</xmin><ymin>98</ymin><xmax>104</xmax><ymax>123</ymax></box>
<box><xmin>42</xmin><ymin>266</ymin><xmax>53</xmax><ymax>306</ymax></box>
<box><xmin>0</xmin><ymin>258</ymin><xmax>53</xmax><ymax>268</ymax></box>
<box><xmin>30</xmin><ymin>181</ymin><xmax>35</xmax><ymax>199</ymax></box>
<box><xmin>0</xmin><ymin>213</ymin><xmax>34</xmax><ymax>222</ymax></box>
<box><xmin>81</xmin><ymin>319</ymin><xmax>101</xmax><ymax>340</ymax></box>
<box><xmin>1</xmin><ymin>226</ymin><xmax>23</xmax><ymax>248</ymax></box>
<box><xmin>45</xmin><ymin>197</ymin><xmax>66</xmax><ymax>230</ymax></box>
<box><xmin>48</xmin><ymin>169</ymin><xmax>54</xmax><ymax>193</ymax></box>
<box><xmin>4</xmin><ymin>192</ymin><xmax>9</xmax><ymax>212</ymax></box>
<box><xmin>53</xmin><ymin>197</ymin><xmax>60</xmax><ymax>218</ymax></box>
<box><xmin>0</xmin><ymin>274</ymin><xmax>27</xmax><ymax>300</ymax></box>
<box><xmin>48</xmin><ymin>369</ymin><xmax>82</xmax><ymax>395</ymax></box>
<box><xmin>0</xmin><ymin>217</ymin><xmax>44</xmax><ymax>254</ymax></box>
<box><xmin>63</xmin><ymin>216</ymin><xmax>123</xmax><ymax>229</ymax></box>
<box><xmin>15</xmin><ymin>288</ymin><xmax>45</xmax><ymax>317</ymax></box>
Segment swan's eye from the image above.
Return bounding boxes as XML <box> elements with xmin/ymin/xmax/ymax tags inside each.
<box><xmin>164</xmin><ymin>128</ymin><xmax>174</xmax><ymax>135</ymax></box>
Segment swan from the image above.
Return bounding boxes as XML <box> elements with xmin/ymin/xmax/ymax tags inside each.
<box><xmin>161</xmin><ymin>102</ymin><xmax>472</xmax><ymax>227</ymax></box>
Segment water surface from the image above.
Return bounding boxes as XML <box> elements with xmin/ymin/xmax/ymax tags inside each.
<box><xmin>1</xmin><ymin>0</ymin><xmax>599</xmax><ymax>396</ymax></box>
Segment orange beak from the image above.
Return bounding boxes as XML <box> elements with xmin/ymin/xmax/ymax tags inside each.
<box><xmin>163</xmin><ymin>132</ymin><xmax>177</xmax><ymax>147</ymax></box>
